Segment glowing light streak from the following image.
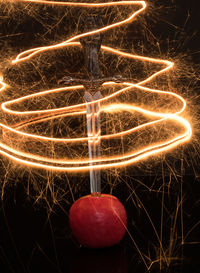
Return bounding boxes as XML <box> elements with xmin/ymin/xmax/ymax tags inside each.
<box><xmin>12</xmin><ymin>1</ymin><xmax>147</xmax><ymax>64</ymax></box>
<box><xmin>0</xmin><ymin>0</ymin><xmax>192</xmax><ymax>171</ymax></box>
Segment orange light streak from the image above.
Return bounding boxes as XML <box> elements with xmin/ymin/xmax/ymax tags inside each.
<box><xmin>0</xmin><ymin>0</ymin><xmax>192</xmax><ymax>171</ymax></box>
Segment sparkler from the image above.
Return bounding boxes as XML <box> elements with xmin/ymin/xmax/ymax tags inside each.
<box><xmin>0</xmin><ymin>0</ymin><xmax>193</xmax><ymax>249</ymax></box>
<box><xmin>0</xmin><ymin>1</ymin><xmax>192</xmax><ymax>173</ymax></box>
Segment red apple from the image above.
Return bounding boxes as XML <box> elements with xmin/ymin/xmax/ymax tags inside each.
<box><xmin>69</xmin><ymin>194</ymin><xmax>127</xmax><ymax>248</ymax></box>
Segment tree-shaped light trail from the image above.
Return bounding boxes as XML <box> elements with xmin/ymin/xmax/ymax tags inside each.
<box><xmin>0</xmin><ymin>0</ymin><xmax>192</xmax><ymax>171</ymax></box>
<box><xmin>0</xmin><ymin>0</ymin><xmax>192</xmax><ymax>249</ymax></box>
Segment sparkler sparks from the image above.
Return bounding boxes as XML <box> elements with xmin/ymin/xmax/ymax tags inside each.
<box><xmin>0</xmin><ymin>0</ymin><xmax>192</xmax><ymax>171</ymax></box>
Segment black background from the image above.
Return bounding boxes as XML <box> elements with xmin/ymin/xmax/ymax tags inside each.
<box><xmin>0</xmin><ymin>1</ymin><xmax>199</xmax><ymax>272</ymax></box>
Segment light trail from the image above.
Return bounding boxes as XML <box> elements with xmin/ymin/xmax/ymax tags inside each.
<box><xmin>0</xmin><ymin>0</ymin><xmax>192</xmax><ymax>171</ymax></box>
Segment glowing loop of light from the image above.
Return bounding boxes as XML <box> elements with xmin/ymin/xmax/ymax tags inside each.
<box><xmin>0</xmin><ymin>0</ymin><xmax>192</xmax><ymax>171</ymax></box>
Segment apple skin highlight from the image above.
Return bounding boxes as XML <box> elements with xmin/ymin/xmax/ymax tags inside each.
<box><xmin>69</xmin><ymin>194</ymin><xmax>127</xmax><ymax>248</ymax></box>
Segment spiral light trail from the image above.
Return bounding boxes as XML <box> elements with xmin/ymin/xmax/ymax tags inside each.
<box><xmin>0</xmin><ymin>0</ymin><xmax>192</xmax><ymax>171</ymax></box>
